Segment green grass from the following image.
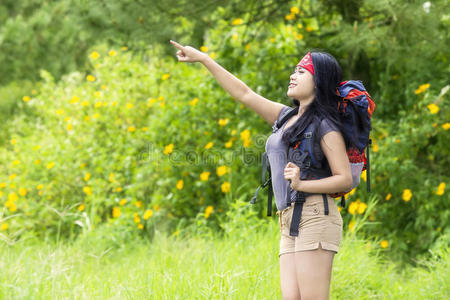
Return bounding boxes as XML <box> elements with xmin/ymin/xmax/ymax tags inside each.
<box><xmin>0</xmin><ymin>216</ymin><xmax>448</xmax><ymax>299</ymax></box>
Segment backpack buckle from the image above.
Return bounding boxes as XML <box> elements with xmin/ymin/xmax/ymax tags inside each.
<box><xmin>272</xmin><ymin>122</ymin><xmax>278</xmax><ymax>132</ymax></box>
<box><xmin>304</xmin><ymin>132</ymin><xmax>312</xmax><ymax>138</ymax></box>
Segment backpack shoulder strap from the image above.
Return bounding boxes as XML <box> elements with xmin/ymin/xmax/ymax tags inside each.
<box><xmin>272</xmin><ymin>105</ymin><xmax>298</xmax><ymax>132</ymax></box>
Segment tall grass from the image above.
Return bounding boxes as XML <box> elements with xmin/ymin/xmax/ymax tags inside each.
<box><xmin>1</xmin><ymin>203</ymin><xmax>448</xmax><ymax>299</ymax></box>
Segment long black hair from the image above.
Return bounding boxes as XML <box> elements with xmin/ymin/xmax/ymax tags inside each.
<box><xmin>281</xmin><ymin>50</ymin><xmax>353</xmax><ymax>149</ymax></box>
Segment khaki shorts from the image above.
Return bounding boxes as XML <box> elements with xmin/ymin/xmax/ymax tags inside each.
<box><xmin>276</xmin><ymin>193</ymin><xmax>343</xmax><ymax>257</ymax></box>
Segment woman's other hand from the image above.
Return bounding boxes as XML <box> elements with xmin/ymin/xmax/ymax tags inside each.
<box><xmin>169</xmin><ymin>40</ymin><xmax>207</xmax><ymax>63</ymax></box>
<box><xmin>284</xmin><ymin>162</ymin><xmax>303</xmax><ymax>191</ymax></box>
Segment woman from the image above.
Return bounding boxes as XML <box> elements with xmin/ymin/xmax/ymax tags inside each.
<box><xmin>170</xmin><ymin>40</ymin><xmax>352</xmax><ymax>300</ymax></box>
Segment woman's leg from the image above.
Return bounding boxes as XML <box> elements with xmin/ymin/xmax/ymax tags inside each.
<box><xmin>280</xmin><ymin>252</ymin><xmax>301</xmax><ymax>300</ymax></box>
<box><xmin>294</xmin><ymin>242</ymin><xmax>335</xmax><ymax>300</ymax></box>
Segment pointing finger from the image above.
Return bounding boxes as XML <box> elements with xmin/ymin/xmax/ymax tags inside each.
<box><xmin>170</xmin><ymin>40</ymin><xmax>184</xmax><ymax>50</ymax></box>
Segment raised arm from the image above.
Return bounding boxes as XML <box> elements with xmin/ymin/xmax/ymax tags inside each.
<box><xmin>169</xmin><ymin>40</ymin><xmax>285</xmax><ymax>125</ymax></box>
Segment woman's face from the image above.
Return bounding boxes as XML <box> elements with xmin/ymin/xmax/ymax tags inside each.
<box><xmin>286</xmin><ymin>66</ymin><xmax>315</xmax><ymax>103</ymax></box>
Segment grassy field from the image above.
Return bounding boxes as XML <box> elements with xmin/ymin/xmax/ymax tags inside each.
<box><xmin>1</xmin><ymin>215</ymin><xmax>448</xmax><ymax>300</ymax></box>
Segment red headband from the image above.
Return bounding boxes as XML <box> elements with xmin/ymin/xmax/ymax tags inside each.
<box><xmin>296</xmin><ymin>52</ymin><xmax>314</xmax><ymax>75</ymax></box>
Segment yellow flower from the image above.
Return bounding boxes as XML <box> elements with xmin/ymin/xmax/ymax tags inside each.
<box><xmin>138</xmin><ymin>223</ymin><xmax>144</xmax><ymax>229</ymax></box>
<box><xmin>1</xmin><ymin>223</ymin><xmax>9</xmax><ymax>230</ymax></box>
<box><xmin>189</xmin><ymin>98</ymin><xmax>198</xmax><ymax>106</ymax></box>
<box><xmin>357</xmin><ymin>202</ymin><xmax>367</xmax><ymax>214</ymax></box>
<box><xmin>81</xmin><ymin>101</ymin><xmax>89</xmax><ymax>107</ymax></box>
<box><xmin>8</xmin><ymin>192</ymin><xmax>18</xmax><ymax>202</ymax></box>
<box><xmin>142</xmin><ymin>127</ymin><xmax>148</xmax><ymax>131</ymax></box>
<box><xmin>285</xmin><ymin>14</ymin><xmax>295</xmax><ymax>21</ymax></box>
<box><xmin>385</xmin><ymin>193</ymin><xmax>392</xmax><ymax>201</ymax></box>
<box><xmin>218</xmin><ymin>118</ymin><xmax>229</xmax><ymax>126</ymax></box>
<box><xmin>164</xmin><ymin>143</ymin><xmax>174</xmax><ymax>155</ymax></box>
<box><xmin>112</xmin><ymin>207</ymin><xmax>121</xmax><ymax>218</ymax></box>
<box><xmin>154</xmin><ymin>204</ymin><xmax>160</xmax><ymax>211</ymax></box>
<box><xmin>33</xmin><ymin>145</ymin><xmax>41</xmax><ymax>151</ymax></box>
<box><xmin>86</xmin><ymin>75</ymin><xmax>96</xmax><ymax>82</ymax></box>
<box><xmin>46</xmin><ymin>162</ymin><xmax>55</xmax><ymax>169</ymax></box>
<box><xmin>200</xmin><ymin>171</ymin><xmax>210</xmax><ymax>181</ymax></box>
<box><xmin>221</xmin><ymin>181</ymin><xmax>231</xmax><ymax>193</ymax></box>
<box><xmin>176</xmin><ymin>179</ymin><xmax>184</xmax><ymax>190</ymax></box>
<box><xmin>143</xmin><ymin>209</ymin><xmax>153</xmax><ymax>220</ymax></box>
<box><xmin>12</xmin><ymin>159</ymin><xmax>20</xmax><ymax>166</ymax></box>
<box><xmin>108</xmin><ymin>50</ymin><xmax>117</xmax><ymax>57</ymax></box>
<box><xmin>216</xmin><ymin>166</ymin><xmax>228</xmax><ymax>176</ymax></box>
<box><xmin>232</xmin><ymin>34</ymin><xmax>239</xmax><ymax>41</ymax></box>
<box><xmin>122</xmin><ymin>46</ymin><xmax>128</xmax><ymax>51</ymax></box>
<box><xmin>36</xmin><ymin>184</ymin><xmax>44</xmax><ymax>190</ymax></box>
<box><xmin>162</xmin><ymin>73</ymin><xmax>170</xmax><ymax>80</ymax></box>
<box><xmin>225</xmin><ymin>140</ymin><xmax>233</xmax><ymax>148</ymax></box>
<box><xmin>290</xmin><ymin>7</ymin><xmax>300</xmax><ymax>14</ymax></box>
<box><xmin>119</xmin><ymin>198</ymin><xmax>127</xmax><ymax>206</ymax></box>
<box><xmin>23</xmin><ymin>96</ymin><xmax>31</xmax><ymax>102</ymax></box>
<box><xmin>0</xmin><ymin>182</ymin><xmax>5</xmax><ymax>188</ymax></box>
<box><xmin>66</xmin><ymin>123</ymin><xmax>73</xmax><ymax>131</ymax></box>
<box><xmin>200</xmin><ymin>46</ymin><xmax>208</xmax><ymax>52</ymax></box>
<box><xmin>427</xmin><ymin>103</ymin><xmax>439</xmax><ymax>114</ymax></box>
<box><xmin>83</xmin><ymin>186</ymin><xmax>92</xmax><ymax>196</ymax></box>
<box><xmin>135</xmin><ymin>200</ymin><xmax>143</xmax><ymax>208</ymax></box>
<box><xmin>9</xmin><ymin>174</ymin><xmax>17</xmax><ymax>180</ymax></box>
<box><xmin>231</xmin><ymin>18</ymin><xmax>243</xmax><ymax>26</ymax></box>
<box><xmin>109</xmin><ymin>173</ymin><xmax>115</xmax><ymax>182</ymax></box>
<box><xmin>348</xmin><ymin>201</ymin><xmax>358</xmax><ymax>215</ymax></box>
<box><xmin>305</xmin><ymin>25</ymin><xmax>313</xmax><ymax>32</ymax></box>
<box><xmin>436</xmin><ymin>182</ymin><xmax>445</xmax><ymax>195</ymax></box>
<box><xmin>34</xmin><ymin>159</ymin><xmax>41</xmax><ymax>165</ymax></box>
<box><xmin>133</xmin><ymin>213</ymin><xmax>140</xmax><ymax>223</ymax></box>
<box><xmin>94</xmin><ymin>101</ymin><xmax>102</xmax><ymax>108</ymax></box>
<box><xmin>348</xmin><ymin>220</ymin><xmax>355</xmax><ymax>232</ymax></box>
<box><xmin>295</xmin><ymin>33</ymin><xmax>304</xmax><ymax>40</ymax></box>
<box><xmin>9</xmin><ymin>203</ymin><xmax>17</xmax><ymax>212</ymax></box>
<box><xmin>360</xmin><ymin>169</ymin><xmax>367</xmax><ymax>182</ymax></box>
<box><xmin>205</xmin><ymin>205</ymin><xmax>214</xmax><ymax>219</ymax></box>
<box><xmin>90</xmin><ymin>51</ymin><xmax>100</xmax><ymax>60</ymax></box>
<box><xmin>205</xmin><ymin>141</ymin><xmax>214</xmax><ymax>149</ymax></box>
<box><xmin>297</xmin><ymin>23</ymin><xmax>303</xmax><ymax>29</ymax></box>
<box><xmin>126</xmin><ymin>102</ymin><xmax>134</xmax><ymax>109</ymax></box>
<box><xmin>442</xmin><ymin>123</ymin><xmax>450</xmax><ymax>130</ymax></box>
<box><xmin>380</xmin><ymin>240</ymin><xmax>389</xmax><ymax>248</ymax></box>
<box><xmin>18</xmin><ymin>187</ymin><xmax>27</xmax><ymax>196</ymax></box>
<box><xmin>269</xmin><ymin>37</ymin><xmax>275</xmax><ymax>43</ymax></box>
<box><xmin>84</xmin><ymin>172</ymin><xmax>91</xmax><ymax>181</ymax></box>
<box><xmin>372</xmin><ymin>143</ymin><xmax>379</xmax><ymax>152</ymax></box>
<box><xmin>245</xmin><ymin>43</ymin><xmax>251</xmax><ymax>51</ymax></box>
<box><xmin>402</xmin><ymin>189</ymin><xmax>412</xmax><ymax>202</ymax></box>
<box><xmin>10</xmin><ymin>138</ymin><xmax>16</xmax><ymax>145</ymax></box>
<box><xmin>78</xmin><ymin>204</ymin><xmax>85</xmax><ymax>211</ymax></box>
<box><xmin>128</xmin><ymin>126</ymin><xmax>136</xmax><ymax>132</ymax></box>
<box><xmin>101</xmin><ymin>85</ymin><xmax>107</xmax><ymax>90</ymax></box>
<box><xmin>414</xmin><ymin>83</ymin><xmax>430</xmax><ymax>94</ymax></box>
<box><xmin>115</xmin><ymin>187</ymin><xmax>122</xmax><ymax>192</ymax></box>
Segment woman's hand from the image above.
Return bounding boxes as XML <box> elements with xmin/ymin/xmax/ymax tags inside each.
<box><xmin>169</xmin><ymin>40</ymin><xmax>207</xmax><ymax>63</ymax></box>
<box><xmin>284</xmin><ymin>162</ymin><xmax>302</xmax><ymax>191</ymax></box>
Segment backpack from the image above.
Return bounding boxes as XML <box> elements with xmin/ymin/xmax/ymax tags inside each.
<box><xmin>251</xmin><ymin>80</ymin><xmax>376</xmax><ymax>229</ymax></box>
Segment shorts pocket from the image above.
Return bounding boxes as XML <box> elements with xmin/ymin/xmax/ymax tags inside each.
<box><xmin>301</xmin><ymin>203</ymin><xmax>321</xmax><ymax>216</ymax></box>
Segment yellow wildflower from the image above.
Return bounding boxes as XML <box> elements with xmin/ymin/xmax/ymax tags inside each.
<box><xmin>200</xmin><ymin>171</ymin><xmax>210</xmax><ymax>181</ymax></box>
<box><xmin>10</xmin><ymin>138</ymin><xmax>16</xmax><ymax>145</ymax></box>
<box><xmin>176</xmin><ymin>179</ymin><xmax>184</xmax><ymax>190</ymax></box>
<box><xmin>112</xmin><ymin>207</ymin><xmax>121</xmax><ymax>218</ymax></box>
<box><xmin>372</xmin><ymin>143</ymin><xmax>379</xmax><ymax>152</ymax></box>
<box><xmin>46</xmin><ymin>162</ymin><xmax>55</xmax><ymax>169</ymax></box>
<box><xmin>115</xmin><ymin>187</ymin><xmax>122</xmax><ymax>192</ymax></box>
<box><xmin>138</xmin><ymin>223</ymin><xmax>144</xmax><ymax>229</ymax></box>
<box><xmin>135</xmin><ymin>200</ymin><xmax>143</xmax><ymax>208</ymax></box>
<box><xmin>232</xmin><ymin>18</ymin><xmax>243</xmax><ymax>26</ymax></box>
<box><xmin>154</xmin><ymin>204</ymin><xmax>160</xmax><ymax>211</ymax></box>
<box><xmin>90</xmin><ymin>51</ymin><xmax>100</xmax><ymax>60</ymax></box>
<box><xmin>162</xmin><ymin>73</ymin><xmax>170</xmax><ymax>80</ymax></box>
<box><xmin>380</xmin><ymin>240</ymin><xmax>389</xmax><ymax>248</ymax></box>
<box><xmin>109</xmin><ymin>173</ymin><xmax>115</xmax><ymax>182</ymax></box>
<box><xmin>269</xmin><ymin>37</ymin><xmax>275</xmax><ymax>43</ymax></box>
<box><xmin>385</xmin><ymin>193</ymin><xmax>392</xmax><ymax>201</ymax></box>
<box><xmin>205</xmin><ymin>141</ymin><xmax>214</xmax><ymax>149</ymax></box>
<box><xmin>225</xmin><ymin>140</ymin><xmax>233</xmax><ymax>148</ymax></box>
<box><xmin>218</xmin><ymin>118</ymin><xmax>229</xmax><ymax>126</ymax></box>
<box><xmin>296</xmin><ymin>33</ymin><xmax>304</xmax><ymax>40</ymax></box>
<box><xmin>18</xmin><ymin>187</ymin><xmax>27</xmax><ymax>196</ymax></box>
<box><xmin>357</xmin><ymin>202</ymin><xmax>367</xmax><ymax>214</ymax></box>
<box><xmin>189</xmin><ymin>97</ymin><xmax>198</xmax><ymax>106</ymax></box>
<box><xmin>119</xmin><ymin>198</ymin><xmax>127</xmax><ymax>206</ymax></box>
<box><xmin>1</xmin><ymin>223</ymin><xmax>9</xmax><ymax>230</ymax></box>
<box><xmin>427</xmin><ymin>103</ymin><xmax>439</xmax><ymax>114</ymax></box>
<box><xmin>23</xmin><ymin>96</ymin><xmax>31</xmax><ymax>102</ymax></box>
<box><xmin>232</xmin><ymin>34</ymin><xmax>238</xmax><ymax>40</ymax></box>
<box><xmin>12</xmin><ymin>159</ymin><xmax>20</xmax><ymax>166</ymax></box>
<box><xmin>360</xmin><ymin>169</ymin><xmax>367</xmax><ymax>182</ymax></box>
<box><xmin>81</xmin><ymin>101</ymin><xmax>89</xmax><ymax>107</ymax></box>
<box><xmin>402</xmin><ymin>189</ymin><xmax>412</xmax><ymax>202</ymax></box>
<box><xmin>84</xmin><ymin>172</ymin><xmax>91</xmax><ymax>181</ymax></box>
<box><xmin>290</xmin><ymin>7</ymin><xmax>300</xmax><ymax>14</ymax></box>
<box><xmin>128</xmin><ymin>126</ymin><xmax>136</xmax><ymax>132</ymax></box>
<box><xmin>414</xmin><ymin>83</ymin><xmax>430</xmax><ymax>94</ymax></box>
<box><xmin>78</xmin><ymin>204</ymin><xmax>85</xmax><ymax>211</ymax></box>
<box><xmin>245</xmin><ymin>43</ymin><xmax>251</xmax><ymax>51</ymax></box>
<box><xmin>86</xmin><ymin>75</ymin><xmax>96</xmax><ymax>82</ymax></box>
<box><xmin>216</xmin><ymin>166</ymin><xmax>228</xmax><ymax>176</ymax></box>
<box><xmin>221</xmin><ymin>181</ymin><xmax>231</xmax><ymax>193</ymax></box>
<box><xmin>143</xmin><ymin>209</ymin><xmax>153</xmax><ymax>220</ymax></box>
<box><xmin>348</xmin><ymin>220</ymin><xmax>355</xmax><ymax>232</ymax></box>
<box><xmin>305</xmin><ymin>25</ymin><xmax>313</xmax><ymax>32</ymax></box>
<box><xmin>348</xmin><ymin>201</ymin><xmax>358</xmax><ymax>215</ymax></box>
<box><xmin>121</xmin><ymin>46</ymin><xmax>128</xmax><ymax>51</ymax></box>
<box><xmin>108</xmin><ymin>50</ymin><xmax>117</xmax><ymax>56</ymax></box>
<box><xmin>83</xmin><ymin>186</ymin><xmax>92</xmax><ymax>196</ymax></box>
<box><xmin>36</xmin><ymin>184</ymin><xmax>44</xmax><ymax>190</ymax></box>
<box><xmin>163</xmin><ymin>143</ymin><xmax>174</xmax><ymax>155</ymax></box>
<box><xmin>442</xmin><ymin>123</ymin><xmax>450</xmax><ymax>130</ymax></box>
<box><xmin>285</xmin><ymin>14</ymin><xmax>295</xmax><ymax>21</ymax></box>
<box><xmin>8</xmin><ymin>192</ymin><xmax>18</xmax><ymax>202</ymax></box>
<box><xmin>205</xmin><ymin>205</ymin><xmax>214</xmax><ymax>218</ymax></box>
<box><xmin>66</xmin><ymin>123</ymin><xmax>73</xmax><ymax>131</ymax></box>
<box><xmin>436</xmin><ymin>182</ymin><xmax>445</xmax><ymax>195</ymax></box>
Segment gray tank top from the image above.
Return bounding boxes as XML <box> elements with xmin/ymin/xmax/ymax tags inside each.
<box><xmin>265</xmin><ymin>105</ymin><xmax>340</xmax><ymax>211</ymax></box>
